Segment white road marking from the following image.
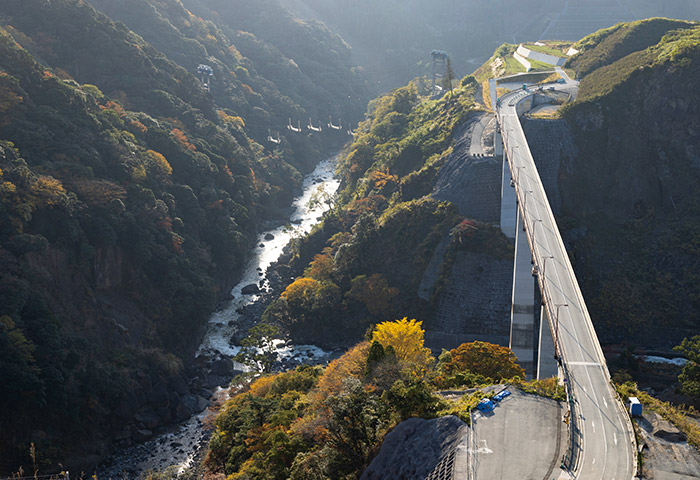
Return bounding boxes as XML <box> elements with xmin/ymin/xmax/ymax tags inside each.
<box><xmin>603</xmin><ymin>397</ymin><xmax>608</xmax><ymax>409</ymax></box>
<box><xmin>592</xmin><ymin>421</ymin><xmax>596</xmax><ymax>433</ymax></box>
<box><xmin>614</xmin><ymin>433</ymin><xmax>618</xmax><ymax>445</ymax></box>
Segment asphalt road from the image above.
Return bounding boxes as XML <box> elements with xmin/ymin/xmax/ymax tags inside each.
<box><xmin>472</xmin><ymin>390</ymin><xmax>563</xmax><ymax>480</ymax></box>
<box><xmin>496</xmin><ymin>83</ymin><xmax>636</xmax><ymax>480</ymax></box>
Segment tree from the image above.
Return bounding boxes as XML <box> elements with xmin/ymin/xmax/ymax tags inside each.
<box><xmin>324</xmin><ymin>378</ymin><xmax>387</xmax><ymax>474</ymax></box>
<box><xmin>371</xmin><ymin>318</ymin><xmax>431</xmax><ymax>366</ymax></box>
<box><xmin>346</xmin><ymin>274</ymin><xmax>398</xmax><ymax>317</ymax></box>
<box><xmin>442</xmin><ymin>341</ymin><xmax>525</xmax><ymax>381</ymax></box>
<box><xmin>674</xmin><ymin>336</ymin><xmax>700</xmax><ymax>399</ymax></box>
<box><xmin>461</xmin><ymin>75</ymin><xmax>477</xmax><ymax>88</ymax></box>
<box><xmin>235</xmin><ymin>323</ymin><xmax>281</xmax><ymax>373</ymax></box>
<box><xmin>304</xmin><ymin>250</ymin><xmax>335</xmax><ymax>281</ymax></box>
<box><xmin>443</xmin><ymin>57</ymin><xmax>455</xmax><ymax>96</ymax></box>
<box><xmin>307</xmin><ymin>185</ymin><xmax>336</xmax><ymax>214</ymax></box>
<box><xmin>146</xmin><ymin>149</ymin><xmax>172</xmax><ymax>178</ymax></box>
<box><xmin>282</xmin><ymin>277</ymin><xmax>321</xmax><ymax>309</ymax></box>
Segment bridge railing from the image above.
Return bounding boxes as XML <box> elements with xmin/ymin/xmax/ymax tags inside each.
<box><xmin>499</xmin><ymin>118</ymin><xmax>583</xmax><ymax>472</ymax></box>
<box><xmin>496</xmin><ymin>86</ymin><xmax>637</xmax><ymax>477</ymax></box>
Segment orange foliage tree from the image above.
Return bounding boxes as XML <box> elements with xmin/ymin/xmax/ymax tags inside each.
<box><xmin>171</xmin><ymin>128</ymin><xmax>196</xmax><ymax>151</ymax></box>
<box><xmin>370</xmin><ymin>168</ymin><xmax>398</xmax><ymax>191</ymax></box>
<box><xmin>304</xmin><ymin>249</ymin><xmax>335</xmax><ymax>281</ymax></box>
<box><xmin>346</xmin><ymin>274</ymin><xmax>398</xmax><ymax>317</ymax></box>
<box><xmin>442</xmin><ymin>341</ymin><xmax>525</xmax><ymax>380</ymax></box>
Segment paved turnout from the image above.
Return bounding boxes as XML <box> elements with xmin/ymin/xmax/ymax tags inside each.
<box><xmin>473</xmin><ymin>390</ymin><xmax>563</xmax><ymax>480</ymax></box>
<box><xmin>495</xmin><ymin>83</ymin><xmax>636</xmax><ymax>480</ymax></box>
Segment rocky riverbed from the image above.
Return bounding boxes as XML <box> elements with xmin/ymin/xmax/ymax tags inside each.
<box><xmin>95</xmin><ymin>156</ymin><xmax>341</xmax><ymax>479</ymax></box>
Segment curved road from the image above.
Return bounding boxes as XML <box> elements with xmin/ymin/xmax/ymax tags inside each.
<box><xmin>495</xmin><ymin>82</ymin><xmax>636</xmax><ymax>480</ymax></box>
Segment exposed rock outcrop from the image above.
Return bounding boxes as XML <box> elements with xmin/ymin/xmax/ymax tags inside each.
<box><xmin>361</xmin><ymin>416</ymin><xmax>467</xmax><ymax>480</ymax></box>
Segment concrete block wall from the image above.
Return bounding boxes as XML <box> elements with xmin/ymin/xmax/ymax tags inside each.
<box><xmin>426</xmin><ymin>251</ymin><xmax>513</xmax><ymax>350</ymax></box>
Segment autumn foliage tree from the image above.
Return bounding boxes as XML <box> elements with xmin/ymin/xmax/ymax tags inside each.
<box><xmin>441</xmin><ymin>341</ymin><xmax>525</xmax><ymax>381</ymax></box>
<box><xmin>346</xmin><ymin>273</ymin><xmax>398</xmax><ymax>318</ymax></box>
<box><xmin>304</xmin><ymin>249</ymin><xmax>335</xmax><ymax>281</ymax></box>
<box><xmin>371</xmin><ymin>318</ymin><xmax>431</xmax><ymax>368</ymax></box>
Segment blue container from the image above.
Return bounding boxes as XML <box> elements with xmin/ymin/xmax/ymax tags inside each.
<box><xmin>628</xmin><ymin>397</ymin><xmax>642</xmax><ymax>416</ymax></box>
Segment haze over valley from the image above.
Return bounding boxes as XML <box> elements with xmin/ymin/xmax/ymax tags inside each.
<box><xmin>0</xmin><ymin>1</ymin><xmax>699</xmax><ymax>479</ymax></box>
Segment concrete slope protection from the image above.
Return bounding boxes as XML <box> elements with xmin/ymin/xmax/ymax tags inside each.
<box><xmin>495</xmin><ymin>84</ymin><xmax>636</xmax><ymax>479</ymax></box>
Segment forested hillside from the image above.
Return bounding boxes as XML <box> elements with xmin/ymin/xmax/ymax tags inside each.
<box><xmin>204</xmin><ymin>318</ymin><xmax>541</xmax><ymax>480</ymax></box>
<box><xmin>0</xmin><ymin>0</ymin><xmax>368</xmax><ymax>471</ymax></box>
<box><xmin>255</xmin><ymin>77</ymin><xmax>511</xmax><ymax>349</ymax></box>
<box><xmin>559</xmin><ymin>19</ymin><xmax>700</xmax><ymax>345</ymax></box>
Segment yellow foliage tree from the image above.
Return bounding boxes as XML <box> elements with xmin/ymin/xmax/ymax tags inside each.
<box><xmin>131</xmin><ymin>163</ymin><xmax>147</xmax><ymax>183</ymax></box>
<box><xmin>248</xmin><ymin>375</ymin><xmax>277</xmax><ymax>398</ymax></box>
<box><xmin>32</xmin><ymin>176</ymin><xmax>66</xmax><ymax>206</ymax></box>
<box><xmin>281</xmin><ymin>277</ymin><xmax>320</xmax><ymax>307</ymax></box>
<box><xmin>147</xmin><ymin>149</ymin><xmax>172</xmax><ymax>177</ymax></box>
<box><xmin>372</xmin><ymin>318</ymin><xmax>431</xmax><ymax>366</ymax></box>
<box><xmin>217</xmin><ymin>110</ymin><xmax>245</xmax><ymax>128</ymax></box>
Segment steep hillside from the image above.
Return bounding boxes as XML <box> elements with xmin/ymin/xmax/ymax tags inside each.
<box><xmin>0</xmin><ymin>0</ymin><xmax>367</xmax><ymax>472</ymax></box>
<box><xmin>87</xmin><ymin>0</ymin><xmax>369</xmax><ymax>163</ymax></box>
<box><xmin>559</xmin><ymin>21</ymin><xmax>700</xmax><ymax>346</ymax></box>
<box><xmin>250</xmin><ymin>78</ymin><xmax>513</xmax><ymax>352</ymax></box>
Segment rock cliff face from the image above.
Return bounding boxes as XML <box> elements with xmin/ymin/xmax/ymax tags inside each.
<box><xmin>554</xmin><ymin>22</ymin><xmax>700</xmax><ymax>346</ymax></box>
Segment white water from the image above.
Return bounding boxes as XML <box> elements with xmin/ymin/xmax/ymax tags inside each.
<box><xmin>99</xmin><ymin>155</ymin><xmax>341</xmax><ymax>477</ymax></box>
<box><xmin>643</xmin><ymin>355</ymin><xmax>687</xmax><ymax>366</ymax></box>
<box><xmin>197</xmin><ymin>155</ymin><xmax>340</xmax><ymax>359</ymax></box>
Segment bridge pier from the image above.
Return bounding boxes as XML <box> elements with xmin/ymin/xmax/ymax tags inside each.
<box><xmin>537</xmin><ymin>304</ymin><xmax>558</xmax><ymax>379</ymax></box>
<box><xmin>509</xmin><ymin>208</ymin><xmax>536</xmax><ymax>376</ymax></box>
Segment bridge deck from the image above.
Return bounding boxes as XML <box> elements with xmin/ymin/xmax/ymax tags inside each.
<box><xmin>496</xmin><ymin>84</ymin><xmax>636</xmax><ymax>480</ymax></box>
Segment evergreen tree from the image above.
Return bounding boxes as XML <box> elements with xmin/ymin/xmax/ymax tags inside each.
<box><xmin>443</xmin><ymin>57</ymin><xmax>455</xmax><ymax>96</ymax></box>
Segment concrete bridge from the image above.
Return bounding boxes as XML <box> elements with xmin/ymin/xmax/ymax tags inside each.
<box><xmin>494</xmin><ymin>77</ymin><xmax>637</xmax><ymax>479</ymax></box>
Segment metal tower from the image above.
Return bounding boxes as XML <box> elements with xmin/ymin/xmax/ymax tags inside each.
<box><xmin>431</xmin><ymin>50</ymin><xmax>448</xmax><ymax>97</ymax></box>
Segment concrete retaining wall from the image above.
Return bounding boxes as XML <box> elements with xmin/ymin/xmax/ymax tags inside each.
<box><xmin>517</xmin><ymin>44</ymin><xmax>566</xmax><ymax>66</ymax></box>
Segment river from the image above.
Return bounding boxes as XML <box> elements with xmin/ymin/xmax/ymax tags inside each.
<box><xmin>97</xmin><ymin>155</ymin><xmax>341</xmax><ymax>478</ymax></box>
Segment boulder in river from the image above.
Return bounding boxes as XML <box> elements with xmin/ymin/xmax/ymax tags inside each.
<box><xmin>241</xmin><ymin>284</ymin><xmax>260</xmax><ymax>294</ymax></box>
<box><xmin>133</xmin><ymin>429</ymin><xmax>153</xmax><ymax>442</ymax></box>
<box><xmin>264</xmin><ymin>233</ymin><xmax>275</xmax><ymax>240</ymax></box>
<box><xmin>210</xmin><ymin>358</ymin><xmax>234</xmax><ymax>376</ymax></box>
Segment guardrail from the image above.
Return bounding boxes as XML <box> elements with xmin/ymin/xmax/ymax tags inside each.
<box><xmin>495</xmin><ymin>85</ymin><xmax>637</xmax><ymax>477</ymax></box>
